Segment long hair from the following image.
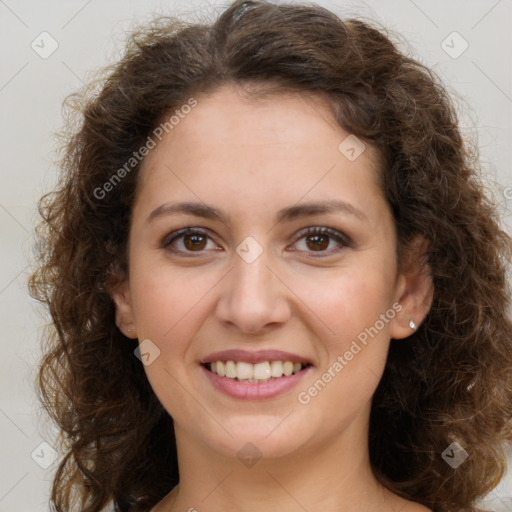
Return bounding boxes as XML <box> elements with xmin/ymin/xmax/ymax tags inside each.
<box><xmin>28</xmin><ymin>1</ymin><xmax>512</xmax><ymax>511</ymax></box>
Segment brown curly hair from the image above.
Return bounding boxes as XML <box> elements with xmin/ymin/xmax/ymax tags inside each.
<box><xmin>28</xmin><ymin>1</ymin><xmax>512</xmax><ymax>511</ymax></box>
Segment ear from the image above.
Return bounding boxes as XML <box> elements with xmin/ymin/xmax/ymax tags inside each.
<box><xmin>109</xmin><ymin>279</ymin><xmax>138</xmax><ymax>339</ymax></box>
<box><xmin>390</xmin><ymin>235</ymin><xmax>434</xmax><ymax>340</ymax></box>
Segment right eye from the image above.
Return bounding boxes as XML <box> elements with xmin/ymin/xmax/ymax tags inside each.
<box><xmin>162</xmin><ymin>228</ymin><xmax>222</xmax><ymax>255</ymax></box>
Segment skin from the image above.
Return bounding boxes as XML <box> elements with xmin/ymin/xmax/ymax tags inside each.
<box><xmin>112</xmin><ymin>83</ymin><xmax>434</xmax><ymax>512</ymax></box>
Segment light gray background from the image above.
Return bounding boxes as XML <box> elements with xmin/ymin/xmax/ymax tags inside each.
<box><xmin>1</xmin><ymin>0</ymin><xmax>511</xmax><ymax>510</ymax></box>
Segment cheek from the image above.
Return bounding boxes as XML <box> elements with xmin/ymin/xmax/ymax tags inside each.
<box><xmin>130</xmin><ymin>260</ymin><xmax>217</xmax><ymax>340</ymax></box>
<box><xmin>294</xmin><ymin>266</ymin><xmax>398</xmax><ymax>423</ymax></box>
<box><xmin>293</xmin><ymin>258</ymin><xmax>397</xmax><ymax>401</ymax></box>
<box><xmin>128</xmin><ymin>262</ymin><xmax>214</xmax><ymax>417</ymax></box>
<box><xmin>290</xmin><ymin>256</ymin><xmax>397</xmax><ymax>345</ymax></box>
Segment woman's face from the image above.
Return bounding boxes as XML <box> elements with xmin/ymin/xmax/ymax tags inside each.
<box><xmin>114</xmin><ymin>83</ymin><xmax>418</xmax><ymax>460</ymax></box>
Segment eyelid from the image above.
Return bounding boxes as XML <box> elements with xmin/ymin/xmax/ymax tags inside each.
<box><xmin>293</xmin><ymin>226</ymin><xmax>351</xmax><ymax>244</ymax></box>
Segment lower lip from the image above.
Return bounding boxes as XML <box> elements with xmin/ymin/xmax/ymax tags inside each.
<box><xmin>201</xmin><ymin>364</ymin><xmax>312</xmax><ymax>400</ymax></box>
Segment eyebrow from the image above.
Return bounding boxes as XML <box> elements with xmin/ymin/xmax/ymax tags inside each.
<box><xmin>146</xmin><ymin>199</ymin><xmax>368</xmax><ymax>225</ymax></box>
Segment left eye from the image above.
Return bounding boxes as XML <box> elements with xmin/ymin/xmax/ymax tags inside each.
<box><xmin>291</xmin><ymin>227</ymin><xmax>349</xmax><ymax>255</ymax></box>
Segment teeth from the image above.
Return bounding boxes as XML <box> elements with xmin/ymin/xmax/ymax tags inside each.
<box><xmin>225</xmin><ymin>361</ymin><xmax>237</xmax><ymax>379</ymax></box>
<box><xmin>236</xmin><ymin>361</ymin><xmax>253</xmax><ymax>380</ymax></box>
<box><xmin>270</xmin><ymin>361</ymin><xmax>283</xmax><ymax>377</ymax></box>
<box><xmin>253</xmin><ymin>362</ymin><xmax>271</xmax><ymax>380</ymax></box>
<box><xmin>208</xmin><ymin>360</ymin><xmax>306</xmax><ymax>381</ymax></box>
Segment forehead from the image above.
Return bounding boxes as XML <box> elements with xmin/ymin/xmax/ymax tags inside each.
<box><xmin>133</xmin><ymin>83</ymin><xmax>385</xmax><ymax>227</ymax></box>
<box><xmin>162</xmin><ymin>84</ymin><xmax>346</xmax><ymax>150</ymax></box>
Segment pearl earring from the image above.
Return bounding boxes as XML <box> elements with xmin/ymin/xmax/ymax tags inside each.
<box><xmin>409</xmin><ymin>320</ymin><xmax>417</xmax><ymax>332</ymax></box>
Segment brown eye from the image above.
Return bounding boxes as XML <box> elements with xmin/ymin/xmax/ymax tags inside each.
<box><xmin>305</xmin><ymin>234</ymin><xmax>329</xmax><ymax>251</ymax></box>
<box><xmin>162</xmin><ymin>228</ymin><xmax>218</xmax><ymax>254</ymax></box>
<box><xmin>291</xmin><ymin>226</ymin><xmax>351</xmax><ymax>256</ymax></box>
<box><xmin>183</xmin><ymin>233</ymin><xmax>207</xmax><ymax>251</ymax></box>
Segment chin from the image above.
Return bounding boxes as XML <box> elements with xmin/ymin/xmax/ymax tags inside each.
<box><xmin>202</xmin><ymin>414</ymin><xmax>315</xmax><ymax>461</ymax></box>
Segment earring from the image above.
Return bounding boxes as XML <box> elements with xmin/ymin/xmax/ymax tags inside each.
<box><xmin>409</xmin><ymin>320</ymin><xmax>417</xmax><ymax>332</ymax></box>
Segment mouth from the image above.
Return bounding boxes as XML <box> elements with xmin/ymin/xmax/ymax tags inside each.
<box><xmin>200</xmin><ymin>349</ymin><xmax>314</xmax><ymax>400</ymax></box>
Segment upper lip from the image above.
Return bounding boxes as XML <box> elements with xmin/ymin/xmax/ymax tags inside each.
<box><xmin>201</xmin><ymin>349</ymin><xmax>313</xmax><ymax>365</ymax></box>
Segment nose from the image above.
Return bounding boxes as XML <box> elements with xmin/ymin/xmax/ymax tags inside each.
<box><xmin>215</xmin><ymin>248</ymin><xmax>291</xmax><ymax>335</ymax></box>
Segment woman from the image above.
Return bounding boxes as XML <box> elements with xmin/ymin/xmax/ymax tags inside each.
<box><xmin>29</xmin><ymin>1</ymin><xmax>512</xmax><ymax>511</ymax></box>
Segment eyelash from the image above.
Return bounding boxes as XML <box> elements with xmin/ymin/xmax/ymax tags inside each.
<box><xmin>161</xmin><ymin>226</ymin><xmax>352</xmax><ymax>257</ymax></box>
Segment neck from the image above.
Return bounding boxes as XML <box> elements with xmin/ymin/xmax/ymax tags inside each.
<box><xmin>161</xmin><ymin>409</ymin><xmax>404</xmax><ymax>512</ymax></box>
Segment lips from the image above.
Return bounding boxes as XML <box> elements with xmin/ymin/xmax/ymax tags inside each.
<box><xmin>200</xmin><ymin>349</ymin><xmax>313</xmax><ymax>400</ymax></box>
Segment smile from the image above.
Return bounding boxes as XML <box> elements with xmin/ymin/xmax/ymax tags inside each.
<box><xmin>200</xmin><ymin>350</ymin><xmax>313</xmax><ymax>399</ymax></box>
